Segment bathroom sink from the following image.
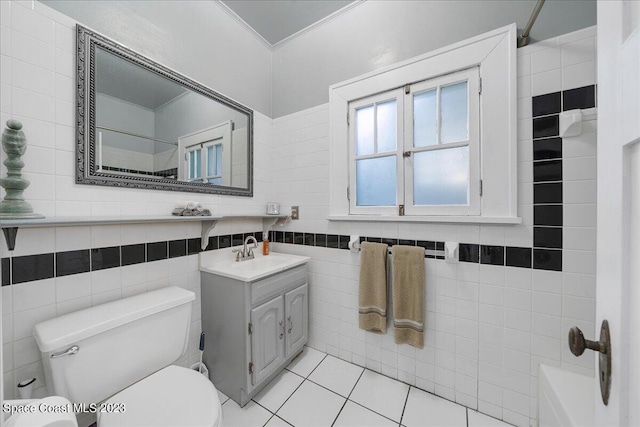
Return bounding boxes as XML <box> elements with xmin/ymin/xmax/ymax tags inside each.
<box><xmin>200</xmin><ymin>252</ymin><xmax>310</xmax><ymax>282</ymax></box>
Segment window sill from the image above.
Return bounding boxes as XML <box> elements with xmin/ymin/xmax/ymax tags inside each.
<box><xmin>327</xmin><ymin>215</ymin><xmax>522</xmax><ymax>225</ymax></box>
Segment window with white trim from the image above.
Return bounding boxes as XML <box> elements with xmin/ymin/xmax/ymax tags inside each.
<box><xmin>178</xmin><ymin>120</ymin><xmax>232</xmax><ymax>185</ymax></box>
<box><xmin>330</xmin><ymin>24</ymin><xmax>518</xmax><ymax>223</ymax></box>
<box><xmin>349</xmin><ymin>67</ymin><xmax>480</xmax><ymax>216</ymax></box>
<box><xmin>185</xmin><ymin>141</ymin><xmax>223</xmax><ymax>184</ymax></box>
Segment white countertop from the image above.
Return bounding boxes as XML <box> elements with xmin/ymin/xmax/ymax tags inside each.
<box><xmin>199</xmin><ymin>251</ymin><xmax>310</xmax><ymax>282</ymax></box>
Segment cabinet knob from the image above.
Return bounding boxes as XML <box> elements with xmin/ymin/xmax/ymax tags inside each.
<box><xmin>287</xmin><ymin>316</ymin><xmax>293</xmax><ymax>334</ymax></box>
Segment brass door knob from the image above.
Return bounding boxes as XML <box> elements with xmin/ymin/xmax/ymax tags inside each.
<box><xmin>568</xmin><ymin>326</ymin><xmax>606</xmax><ymax>356</ymax></box>
<box><xmin>567</xmin><ymin>320</ymin><xmax>611</xmax><ymax>405</ymax></box>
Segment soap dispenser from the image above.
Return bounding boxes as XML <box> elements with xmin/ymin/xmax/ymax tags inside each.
<box><xmin>263</xmin><ymin>232</ymin><xmax>270</xmax><ymax>255</ymax></box>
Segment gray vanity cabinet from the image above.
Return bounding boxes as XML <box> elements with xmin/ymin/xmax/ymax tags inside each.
<box><xmin>284</xmin><ymin>285</ymin><xmax>308</xmax><ymax>355</ymax></box>
<box><xmin>201</xmin><ymin>265</ymin><xmax>308</xmax><ymax>407</ymax></box>
<box><xmin>250</xmin><ymin>283</ymin><xmax>308</xmax><ymax>386</ymax></box>
<box><xmin>250</xmin><ymin>295</ymin><xmax>285</xmax><ymax>385</ymax></box>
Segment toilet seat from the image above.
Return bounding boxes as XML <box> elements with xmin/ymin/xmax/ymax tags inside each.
<box><xmin>98</xmin><ymin>365</ymin><xmax>222</xmax><ymax>427</ymax></box>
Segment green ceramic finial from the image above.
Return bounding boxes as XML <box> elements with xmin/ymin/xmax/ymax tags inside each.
<box><xmin>0</xmin><ymin>120</ymin><xmax>44</xmax><ymax>219</ymax></box>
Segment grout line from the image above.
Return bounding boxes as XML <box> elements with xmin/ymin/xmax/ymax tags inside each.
<box><xmin>251</xmin><ymin>398</ymin><xmax>276</xmax><ymax>415</ymax></box>
<box><xmin>266</xmin><ymin>351</ymin><xmax>327</xmax><ymax>417</ymax></box>
<box><xmin>346</xmin><ymin>368</ymin><xmax>365</xmax><ymax>399</ymax></box>
<box><xmin>531</xmin><ymin>112</ymin><xmax>561</xmax><ymax>120</ymax></box>
<box><xmin>305</xmin><ymin>375</ymin><xmax>354</xmax><ymax>399</ymax></box>
<box><xmin>398</xmin><ymin>385</ymin><xmax>411</xmax><ymax>426</ymax></box>
<box><xmin>349</xmin><ymin>368</ymin><xmax>412</xmax><ymax>424</ymax></box>
<box><xmin>347</xmin><ymin>398</ymin><xmax>401</xmax><ymax>425</ymax></box>
<box><xmin>330</xmin><ymin>399</ymin><xmax>348</xmax><ymax>427</ymax></box>
<box><xmin>262</xmin><ymin>414</ymin><xmax>276</xmax><ymax>427</ymax></box>
<box><xmin>304</xmin><ymin>353</ymin><xmax>328</xmax><ymax>379</ymax></box>
<box><xmin>531</xmin><ymin>135</ymin><xmax>561</xmax><ymax>142</ymax></box>
<box><xmin>466</xmin><ymin>407</ymin><xmax>469</xmax><ymax>427</ymax></box>
<box><xmin>287</xmin><ymin>356</ymin><xmax>404</xmax><ymax>426</ymax></box>
<box><xmin>273</xmin><ymin>415</ymin><xmax>294</xmax><ymax>426</ymax></box>
<box><xmin>328</xmin><ymin>364</ymin><xmax>367</xmax><ymax>427</ymax></box>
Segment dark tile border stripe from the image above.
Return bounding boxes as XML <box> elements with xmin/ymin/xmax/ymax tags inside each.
<box><xmin>1</xmin><ymin>258</ymin><xmax>10</xmax><ymax>286</ymax></box>
<box><xmin>480</xmin><ymin>245</ymin><xmax>505</xmax><ymax>266</ymax></box>
<box><xmin>2</xmin><ymin>86</ymin><xmax>597</xmax><ymax>286</ymax></box>
<box><xmin>121</xmin><ymin>244</ymin><xmax>145</xmax><ymax>266</ymax></box>
<box><xmin>506</xmin><ymin>247</ymin><xmax>532</xmax><ymax>269</ymax></box>
<box><xmin>169</xmin><ymin>239</ymin><xmax>187</xmax><ymax>258</ymax></box>
<box><xmin>146</xmin><ymin>241</ymin><xmax>168</xmax><ymax>262</ymax></box>
<box><xmin>57</xmin><ymin>250</ymin><xmax>90</xmax><ymax>277</ymax></box>
<box><xmin>91</xmin><ymin>246</ymin><xmax>120</xmax><ymax>271</ymax></box>
<box><xmin>12</xmin><ymin>254</ymin><xmax>54</xmax><ymax>284</ymax></box>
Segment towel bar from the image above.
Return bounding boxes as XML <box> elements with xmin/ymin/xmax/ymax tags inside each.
<box><xmin>354</xmin><ymin>243</ymin><xmax>445</xmax><ymax>258</ymax></box>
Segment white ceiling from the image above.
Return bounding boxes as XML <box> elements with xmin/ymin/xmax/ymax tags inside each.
<box><xmin>95</xmin><ymin>47</ymin><xmax>187</xmax><ymax>110</ymax></box>
<box><xmin>220</xmin><ymin>0</ymin><xmax>354</xmax><ymax>46</ymax></box>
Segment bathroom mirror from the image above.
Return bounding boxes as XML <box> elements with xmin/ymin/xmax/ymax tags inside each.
<box><xmin>76</xmin><ymin>25</ymin><xmax>253</xmax><ymax>196</ymax></box>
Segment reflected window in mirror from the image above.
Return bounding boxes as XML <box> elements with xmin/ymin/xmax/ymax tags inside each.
<box><xmin>77</xmin><ymin>25</ymin><xmax>253</xmax><ymax>196</ymax></box>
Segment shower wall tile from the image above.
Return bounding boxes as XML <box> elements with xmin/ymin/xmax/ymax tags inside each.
<box><xmin>1</xmin><ymin>5</ymin><xmax>598</xmax><ymax>427</ymax></box>
<box><xmin>269</xmin><ymin>26</ymin><xmax>597</xmax><ymax>427</ymax></box>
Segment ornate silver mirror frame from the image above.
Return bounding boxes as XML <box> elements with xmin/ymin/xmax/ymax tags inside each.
<box><xmin>76</xmin><ymin>24</ymin><xmax>253</xmax><ymax>196</ymax></box>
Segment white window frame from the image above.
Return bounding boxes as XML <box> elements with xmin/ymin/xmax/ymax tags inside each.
<box><xmin>403</xmin><ymin>68</ymin><xmax>480</xmax><ymax>216</ymax></box>
<box><xmin>178</xmin><ymin>120</ymin><xmax>232</xmax><ymax>185</ymax></box>
<box><xmin>329</xmin><ymin>24</ymin><xmax>520</xmax><ymax>224</ymax></box>
<box><xmin>349</xmin><ymin>89</ymin><xmax>404</xmax><ymax>215</ymax></box>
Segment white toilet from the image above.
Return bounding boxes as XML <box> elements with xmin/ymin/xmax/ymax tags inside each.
<box><xmin>32</xmin><ymin>286</ymin><xmax>222</xmax><ymax>427</ymax></box>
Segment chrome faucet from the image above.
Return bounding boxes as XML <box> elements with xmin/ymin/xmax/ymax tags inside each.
<box><xmin>232</xmin><ymin>236</ymin><xmax>258</xmax><ymax>262</ymax></box>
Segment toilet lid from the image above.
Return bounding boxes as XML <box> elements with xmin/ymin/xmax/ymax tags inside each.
<box><xmin>99</xmin><ymin>365</ymin><xmax>221</xmax><ymax>427</ymax></box>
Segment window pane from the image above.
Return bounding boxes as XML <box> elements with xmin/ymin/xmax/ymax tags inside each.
<box><xmin>207</xmin><ymin>146</ymin><xmax>216</xmax><ymax>176</ymax></box>
<box><xmin>210</xmin><ymin>177</ymin><xmax>222</xmax><ymax>185</ymax></box>
<box><xmin>377</xmin><ymin>100</ymin><xmax>396</xmax><ymax>153</ymax></box>
<box><xmin>413</xmin><ymin>89</ymin><xmax>437</xmax><ymax>147</ymax></box>
<box><xmin>355</xmin><ymin>106</ymin><xmax>374</xmax><ymax>156</ymax></box>
<box><xmin>356</xmin><ymin>156</ymin><xmax>396</xmax><ymax>206</ymax></box>
<box><xmin>194</xmin><ymin>149</ymin><xmax>201</xmax><ymax>179</ymax></box>
<box><xmin>413</xmin><ymin>146</ymin><xmax>468</xmax><ymax>205</ymax></box>
<box><xmin>206</xmin><ymin>145</ymin><xmax>223</xmax><ymax>178</ymax></box>
<box><xmin>440</xmin><ymin>81</ymin><xmax>468</xmax><ymax>143</ymax></box>
<box><xmin>188</xmin><ymin>150</ymin><xmax>200</xmax><ymax>180</ymax></box>
<box><xmin>216</xmin><ymin>145</ymin><xmax>222</xmax><ymax>175</ymax></box>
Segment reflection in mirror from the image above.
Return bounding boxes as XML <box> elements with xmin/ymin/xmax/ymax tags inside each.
<box><xmin>77</xmin><ymin>25</ymin><xmax>253</xmax><ymax>196</ymax></box>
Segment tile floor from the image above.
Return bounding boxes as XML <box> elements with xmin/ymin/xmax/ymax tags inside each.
<box><xmin>220</xmin><ymin>347</ymin><xmax>512</xmax><ymax>427</ymax></box>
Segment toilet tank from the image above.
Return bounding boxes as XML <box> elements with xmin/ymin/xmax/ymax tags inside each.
<box><xmin>33</xmin><ymin>286</ymin><xmax>195</xmax><ymax>405</ymax></box>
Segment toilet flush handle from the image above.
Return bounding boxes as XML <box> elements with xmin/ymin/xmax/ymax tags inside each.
<box><xmin>50</xmin><ymin>345</ymin><xmax>79</xmax><ymax>359</ymax></box>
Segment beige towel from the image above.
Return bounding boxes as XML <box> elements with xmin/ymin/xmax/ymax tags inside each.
<box><xmin>392</xmin><ymin>245</ymin><xmax>425</xmax><ymax>348</ymax></box>
<box><xmin>359</xmin><ymin>241</ymin><xmax>389</xmax><ymax>333</ymax></box>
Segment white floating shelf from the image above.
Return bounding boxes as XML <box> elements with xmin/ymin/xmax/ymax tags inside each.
<box><xmin>0</xmin><ymin>215</ymin><xmax>222</xmax><ymax>228</ymax></box>
<box><xmin>0</xmin><ymin>214</ymin><xmax>290</xmax><ymax>251</ymax></box>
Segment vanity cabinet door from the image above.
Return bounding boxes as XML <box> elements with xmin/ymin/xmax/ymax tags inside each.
<box><xmin>284</xmin><ymin>284</ymin><xmax>308</xmax><ymax>357</ymax></box>
<box><xmin>250</xmin><ymin>296</ymin><xmax>285</xmax><ymax>386</ymax></box>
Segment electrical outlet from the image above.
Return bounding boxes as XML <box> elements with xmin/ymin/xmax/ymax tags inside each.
<box><xmin>291</xmin><ymin>206</ymin><xmax>299</xmax><ymax>220</ymax></box>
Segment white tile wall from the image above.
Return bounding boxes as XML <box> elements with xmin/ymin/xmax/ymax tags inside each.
<box><xmin>0</xmin><ymin>2</ymin><xmax>598</xmax><ymax>426</ymax></box>
<box><xmin>0</xmin><ymin>0</ymin><xmax>273</xmax><ymax>401</ymax></box>
<box><xmin>267</xmin><ymin>26</ymin><xmax>598</xmax><ymax>427</ymax></box>
<box><xmin>0</xmin><ymin>1</ymin><xmax>273</xmax><ymax>219</ymax></box>
<box><xmin>0</xmin><ymin>219</ymin><xmax>266</xmax><ymax>400</ymax></box>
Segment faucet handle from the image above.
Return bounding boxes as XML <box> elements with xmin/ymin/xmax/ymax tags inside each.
<box><xmin>232</xmin><ymin>248</ymin><xmax>243</xmax><ymax>261</ymax></box>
